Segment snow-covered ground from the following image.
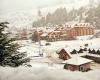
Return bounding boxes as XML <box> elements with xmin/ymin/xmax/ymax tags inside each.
<box><xmin>0</xmin><ymin>66</ymin><xmax>100</xmax><ymax>80</ymax></box>
<box><xmin>17</xmin><ymin>37</ymin><xmax>100</xmax><ymax>59</ymax></box>
<box><xmin>42</xmin><ymin>38</ymin><xmax>100</xmax><ymax>53</ymax></box>
<box><xmin>76</xmin><ymin>35</ymin><xmax>93</xmax><ymax>40</ymax></box>
<box><xmin>0</xmin><ymin>37</ymin><xmax>100</xmax><ymax>80</ymax></box>
<box><xmin>4</xmin><ymin>37</ymin><xmax>99</xmax><ymax>80</ymax></box>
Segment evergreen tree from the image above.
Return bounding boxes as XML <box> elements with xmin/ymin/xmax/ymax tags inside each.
<box><xmin>31</xmin><ymin>31</ymin><xmax>39</xmax><ymax>42</ymax></box>
<box><xmin>88</xmin><ymin>48</ymin><xmax>92</xmax><ymax>53</ymax></box>
<box><xmin>96</xmin><ymin>50</ymin><xmax>100</xmax><ymax>55</ymax></box>
<box><xmin>78</xmin><ymin>48</ymin><xmax>84</xmax><ymax>53</ymax></box>
<box><xmin>38</xmin><ymin>10</ymin><xmax>42</xmax><ymax>17</ymax></box>
<box><xmin>0</xmin><ymin>22</ymin><xmax>30</xmax><ymax>67</ymax></box>
<box><xmin>71</xmin><ymin>49</ymin><xmax>77</xmax><ymax>54</ymax></box>
<box><xmin>91</xmin><ymin>49</ymin><xmax>96</xmax><ymax>54</ymax></box>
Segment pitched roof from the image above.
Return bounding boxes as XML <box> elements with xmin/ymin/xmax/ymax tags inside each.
<box><xmin>40</xmin><ymin>33</ymin><xmax>48</xmax><ymax>37</ymax></box>
<box><xmin>56</xmin><ymin>48</ymin><xmax>72</xmax><ymax>57</ymax></box>
<box><xmin>63</xmin><ymin>57</ymin><xmax>92</xmax><ymax>65</ymax></box>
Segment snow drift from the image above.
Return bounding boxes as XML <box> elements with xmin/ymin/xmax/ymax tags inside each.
<box><xmin>0</xmin><ymin>66</ymin><xmax>100</xmax><ymax>80</ymax></box>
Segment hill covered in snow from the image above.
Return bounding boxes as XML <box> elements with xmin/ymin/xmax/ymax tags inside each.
<box><xmin>0</xmin><ymin>0</ymin><xmax>94</xmax><ymax>29</ymax></box>
<box><xmin>0</xmin><ymin>0</ymin><xmax>100</xmax><ymax>29</ymax></box>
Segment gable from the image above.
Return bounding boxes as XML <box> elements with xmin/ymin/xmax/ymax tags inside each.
<box><xmin>57</xmin><ymin>48</ymin><xmax>71</xmax><ymax>58</ymax></box>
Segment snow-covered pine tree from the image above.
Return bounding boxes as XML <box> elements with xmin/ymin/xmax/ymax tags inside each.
<box><xmin>31</xmin><ymin>31</ymin><xmax>39</xmax><ymax>42</ymax></box>
<box><xmin>0</xmin><ymin>22</ymin><xmax>30</xmax><ymax>67</ymax></box>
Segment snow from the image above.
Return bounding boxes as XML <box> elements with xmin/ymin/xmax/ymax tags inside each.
<box><xmin>63</xmin><ymin>56</ymin><xmax>92</xmax><ymax>65</ymax></box>
<box><xmin>0</xmin><ymin>10</ymin><xmax>38</xmax><ymax>28</ymax></box>
<box><xmin>31</xmin><ymin>57</ymin><xmax>53</xmax><ymax>63</ymax></box>
<box><xmin>47</xmin><ymin>38</ymin><xmax>100</xmax><ymax>51</ymax></box>
<box><xmin>17</xmin><ymin>40</ymin><xmax>41</xmax><ymax>57</ymax></box>
<box><xmin>0</xmin><ymin>37</ymin><xmax>100</xmax><ymax>80</ymax></box>
<box><xmin>16</xmin><ymin>38</ymin><xmax>100</xmax><ymax>58</ymax></box>
<box><xmin>76</xmin><ymin>35</ymin><xmax>93</xmax><ymax>40</ymax></box>
<box><xmin>14</xmin><ymin>38</ymin><xmax>100</xmax><ymax>74</ymax></box>
<box><xmin>40</xmin><ymin>33</ymin><xmax>48</xmax><ymax>37</ymax></box>
<box><xmin>0</xmin><ymin>66</ymin><xmax>100</xmax><ymax>80</ymax></box>
<box><xmin>0</xmin><ymin>0</ymin><xmax>94</xmax><ymax>29</ymax></box>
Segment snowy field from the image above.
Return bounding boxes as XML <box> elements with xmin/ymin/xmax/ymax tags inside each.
<box><xmin>17</xmin><ymin>37</ymin><xmax>100</xmax><ymax>58</ymax></box>
<box><xmin>0</xmin><ymin>66</ymin><xmax>100</xmax><ymax>80</ymax></box>
<box><xmin>0</xmin><ymin>38</ymin><xmax>100</xmax><ymax>80</ymax></box>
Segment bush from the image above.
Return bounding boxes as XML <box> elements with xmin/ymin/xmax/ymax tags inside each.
<box><xmin>45</xmin><ymin>43</ymin><xmax>51</xmax><ymax>46</ymax></box>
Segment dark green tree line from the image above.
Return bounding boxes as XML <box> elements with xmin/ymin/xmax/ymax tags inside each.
<box><xmin>0</xmin><ymin>22</ymin><xmax>30</xmax><ymax>67</ymax></box>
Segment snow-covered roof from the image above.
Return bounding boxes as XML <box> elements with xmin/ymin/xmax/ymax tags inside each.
<box><xmin>40</xmin><ymin>33</ymin><xmax>48</xmax><ymax>37</ymax></box>
<box><xmin>56</xmin><ymin>48</ymin><xmax>72</xmax><ymax>57</ymax></box>
<box><xmin>65</xmin><ymin>22</ymin><xmax>94</xmax><ymax>28</ymax></box>
<box><xmin>63</xmin><ymin>57</ymin><xmax>92</xmax><ymax>65</ymax></box>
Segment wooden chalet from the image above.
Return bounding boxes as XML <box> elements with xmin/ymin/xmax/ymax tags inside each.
<box><xmin>63</xmin><ymin>57</ymin><xmax>93</xmax><ymax>72</ymax></box>
<box><xmin>56</xmin><ymin>48</ymin><xmax>71</xmax><ymax>60</ymax></box>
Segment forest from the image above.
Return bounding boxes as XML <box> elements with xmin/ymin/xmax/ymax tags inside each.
<box><xmin>33</xmin><ymin>3</ymin><xmax>100</xmax><ymax>29</ymax></box>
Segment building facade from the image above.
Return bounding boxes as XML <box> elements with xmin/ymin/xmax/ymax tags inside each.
<box><xmin>70</xmin><ymin>23</ymin><xmax>95</xmax><ymax>36</ymax></box>
<box><xmin>38</xmin><ymin>23</ymin><xmax>95</xmax><ymax>42</ymax></box>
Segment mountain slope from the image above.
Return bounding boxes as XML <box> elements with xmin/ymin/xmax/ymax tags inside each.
<box><xmin>0</xmin><ymin>2</ymin><xmax>90</xmax><ymax>29</ymax></box>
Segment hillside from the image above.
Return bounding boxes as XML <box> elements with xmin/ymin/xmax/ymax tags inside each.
<box><xmin>0</xmin><ymin>0</ymin><xmax>100</xmax><ymax>29</ymax></box>
<box><xmin>0</xmin><ymin>0</ymin><xmax>93</xmax><ymax>29</ymax></box>
<box><xmin>33</xmin><ymin>3</ymin><xmax>100</xmax><ymax>29</ymax></box>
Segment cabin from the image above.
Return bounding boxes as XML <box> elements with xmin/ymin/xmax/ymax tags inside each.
<box><xmin>63</xmin><ymin>57</ymin><xmax>92</xmax><ymax>72</ymax></box>
<box><xmin>56</xmin><ymin>48</ymin><xmax>71</xmax><ymax>60</ymax></box>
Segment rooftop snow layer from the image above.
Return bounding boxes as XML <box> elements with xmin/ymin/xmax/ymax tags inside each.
<box><xmin>63</xmin><ymin>57</ymin><xmax>92</xmax><ymax>65</ymax></box>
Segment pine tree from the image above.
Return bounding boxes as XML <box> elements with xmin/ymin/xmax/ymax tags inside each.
<box><xmin>38</xmin><ymin>10</ymin><xmax>42</xmax><ymax>17</ymax></box>
<box><xmin>71</xmin><ymin>49</ymin><xmax>77</xmax><ymax>54</ymax></box>
<box><xmin>31</xmin><ymin>31</ymin><xmax>39</xmax><ymax>42</ymax></box>
<box><xmin>0</xmin><ymin>22</ymin><xmax>30</xmax><ymax>67</ymax></box>
<box><xmin>78</xmin><ymin>48</ymin><xmax>84</xmax><ymax>53</ymax></box>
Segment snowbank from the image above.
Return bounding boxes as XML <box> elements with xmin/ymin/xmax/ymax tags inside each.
<box><xmin>0</xmin><ymin>66</ymin><xmax>100</xmax><ymax>80</ymax></box>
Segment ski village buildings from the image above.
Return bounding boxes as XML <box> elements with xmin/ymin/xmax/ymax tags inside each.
<box><xmin>31</xmin><ymin>23</ymin><xmax>99</xmax><ymax>72</ymax></box>
<box><xmin>37</xmin><ymin>23</ymin><xmax>95</xmax><ymax>41</ymax></box>
<box><xmin>44</xmin><ymin>47</ymin><xmax>100</xmax><ymax>72</ymax></box>
<box><xmin>35</xmin><ymin>47</ymin><xmax>95</xmax><ymax>72</ymax></box>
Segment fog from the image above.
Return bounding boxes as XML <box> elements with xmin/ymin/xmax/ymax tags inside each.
<box><xmin>0</xmin><ymin>66</ymin><xmax>100</xmax><ymax>80</ymax></box>
<box><xmin>0</xmin><ymin>0</ymin><xmax>90</xmax><ymax>14</ymax></box>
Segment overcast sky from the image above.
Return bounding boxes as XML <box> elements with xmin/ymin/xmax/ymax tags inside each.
<box><xmin>0</xmin><ymin>0</ymin><xmax>96</xmax><ymax>14</ymax></box>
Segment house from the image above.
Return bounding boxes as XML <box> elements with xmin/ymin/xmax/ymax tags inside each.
<box><xmin>63</xmin><ymin>57</ymin><xmax>93</xmax><ymax>72</ymax></box>
<box><xmin>56</xmin><ymin>48</ymin><xmax>71</xmax><ymax>60</ymax></box>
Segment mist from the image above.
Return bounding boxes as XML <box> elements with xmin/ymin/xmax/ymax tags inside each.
<box><xmin>0</xmin><ymin>0</ymin><xmax>91</xmax><ymax>15</ymax></box>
